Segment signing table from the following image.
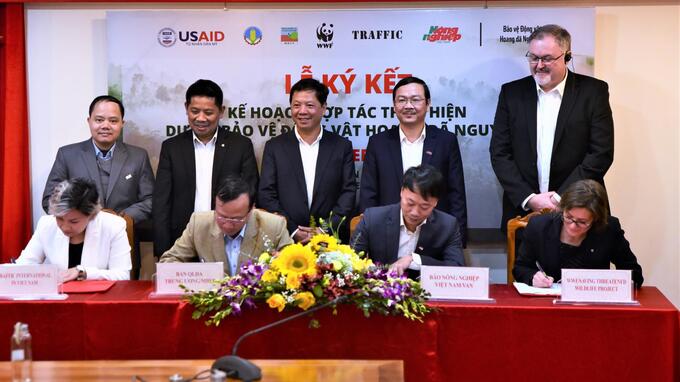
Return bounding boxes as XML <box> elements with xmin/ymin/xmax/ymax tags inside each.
<box><xmin>1</xmin><ymin>282</ymin><xmax>678</xmax><ymax>381</ymax></box>
<box><xmin>0</xmin><ymin>359</ymin><xmax>403</xmax><ymax>381</ymax></box>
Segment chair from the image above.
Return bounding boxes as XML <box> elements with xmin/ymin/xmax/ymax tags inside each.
<box><xmin>349</xmin><ymin>214</ymin><xmax>363</xmax><ymax>239</ymax></box>
<box><xmin>506</xmin><ymin>209</ymin><xmax>550</xmax><ymax>285</ymax></box>
<box><xmin>102</xmin><ymin>209</ymin><xmax>136</xmax><ymax>279</ymax></box>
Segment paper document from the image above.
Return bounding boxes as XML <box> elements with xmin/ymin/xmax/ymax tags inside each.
<box><xmin>513</xmin><ymin>282</ymin><xmax>562</xmax><ymax>296</ymax></box>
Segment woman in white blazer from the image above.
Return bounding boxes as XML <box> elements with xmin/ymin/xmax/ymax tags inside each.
<box><xmin>17</xmin><ymin>178</ymin><xmax>131</xmax><ymax>281</ymax></box>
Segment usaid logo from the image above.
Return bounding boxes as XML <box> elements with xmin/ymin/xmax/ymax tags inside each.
<box><xmin>158</xmin><ymin>28</ymin><xmax>177</xmax><ymax>47</ymax></box>
<box><xmin>158</xmin><ymin>28</ymin><xmax>225</xmax><ymax>47</ymax></box>
<box><xmin>316</xmin><ymin>23</ymin><xmax>334</xmax><ymax>48</ymax></box>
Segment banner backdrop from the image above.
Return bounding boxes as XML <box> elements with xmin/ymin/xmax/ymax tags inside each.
<box><xmin>108</xmin><ymin>8</ymin><xmax>594</xmax><ymax>229</ymax></box>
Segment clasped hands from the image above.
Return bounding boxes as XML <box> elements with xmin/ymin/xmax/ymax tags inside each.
<box><xmin>528</xmin><ymin>191</ymin><xmax>559</xmax><ymax>211</ymax></box>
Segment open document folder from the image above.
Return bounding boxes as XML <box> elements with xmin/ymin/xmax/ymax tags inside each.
<box><xmin>513</xmin><ymin>282</ymin><xmax>562</xmax><ymax>296</ymax></box>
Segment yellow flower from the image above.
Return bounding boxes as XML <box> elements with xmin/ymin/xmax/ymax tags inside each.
<box><xmin>261</xmin><ymin>269</ymin><xmax>279</xmax><ymax>283</ymax></box>
<box><xmin>351</xmin><ymin>257</ymin><xmax>366</xmax><ymax>272</ymax></box>
<box><xmin>266</xmin><ymin>294</ymin><xmax>286</xmax><ymax>312</ymax></box>
<box><xmin>295</xmin><ymin>291</ymin><xmax>315</xmax><ymax>310</ymax></box>
<box><xmin>308</xmin><ymin>234</ymin><xmax>338</xmax><ymax>252</ymax></box>
<box><xmin>285</xmin><ymin>273</ymin><xmax>301</xmax><ymax>290</ymax></box>
<box><xmin>337</xmin><ymin>244</ymin><xmax>355</xmax><ymax>255</ymax></box>
<box><xmin>331</xmin><ymin>259</ymin><xmax>344</xmax><ymax>272</ymax></box>
<box><xmin>258</xmin><ymin>252</ymin><xmax>271</xmax><ymax>264</ymax></box>
<box><xmin>351</xmin><ymin>257</ymin><xmax>373</xmax><ymax>272</ymax></box>
<box><xmin>272</xmin><ymin>243</ymin><xmax>317</xmax><ymax>277</ymax></box>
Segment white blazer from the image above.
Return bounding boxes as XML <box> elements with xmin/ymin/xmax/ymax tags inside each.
<box><xmin>17</xmin><ymin>211</ymin><xmax>131</xmax><ymax>280</ymax></box>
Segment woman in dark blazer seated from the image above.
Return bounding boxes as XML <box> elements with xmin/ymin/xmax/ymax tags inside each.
<box><xmin>513</xmin><ymin>179</ymin><xmax>643</xmax><ymax>288</ymax></box>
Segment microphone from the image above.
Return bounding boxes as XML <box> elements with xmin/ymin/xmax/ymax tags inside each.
<box><xmin>211</xmin><ymin>295</ymin><xmax>348</xmax><ymax>382</ymax></box>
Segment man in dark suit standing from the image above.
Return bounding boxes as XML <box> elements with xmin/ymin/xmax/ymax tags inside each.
<box><xmin>490</xmin><ymin>24</ymin><xmax>614</xmax><ymax>230</ymax></box>
<box><xmin>353</xmin><ymin>165</ymin><xmax>464</xmax><ymax>279</ymax></box>
<box><xmin>43</xmin><ymin>95</ymin><xmax>154</xmax><ymax>224</ymax></box>
<box><xmin>258</xmin><ymin>78</ymin><xmax>356</xmax><ymax>243</ymax></box>
<box><xmin>153</xmin><ymin>79</ymin><xmax>258</xmax><ymax>258</ymax></box>
<box><xmin>359</xmin><ymin>76</ymin><xmax>467</xmax><ymax>243</ymax></box>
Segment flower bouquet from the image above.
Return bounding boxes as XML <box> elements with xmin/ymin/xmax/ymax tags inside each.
<box><xmin>183</xmin><ymin>228</ymin><xmax>431</xmax><ymax>326</ymax></box>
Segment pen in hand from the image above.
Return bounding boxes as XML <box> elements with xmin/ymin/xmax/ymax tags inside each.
<box><xmin>535</xmin><ymin>261</ymin><xmax>556</xmax><ymax>284</ymax></box>
<box><xmin>535</xmin><ymin>261</ymin><xmax>548</xmax><ymax>277</ymax></box>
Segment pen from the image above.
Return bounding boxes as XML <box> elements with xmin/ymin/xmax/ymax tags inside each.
<box><xmin>535</xmin><ymin>261</ymin><xmax>549</xmax><ymax>279</ymax></box>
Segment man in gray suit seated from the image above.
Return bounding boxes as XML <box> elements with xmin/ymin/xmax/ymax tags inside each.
<box><xmin>352</xmin><ymin>164</ymin><xmax>464</xmax><ymax>279</ymax></box>
<box><xmin>42</xmin><ymin>95</ymin><xmax>154</xmax><ymax>224</ymax></box>
<box><xmin>160</xmin><ymin>175</ymin><xmax>293</xmax><ymax>277</ymax></box>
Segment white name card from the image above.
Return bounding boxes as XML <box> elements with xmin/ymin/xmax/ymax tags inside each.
<box><xmin>560</xmin><ymin>269</ymin><xmax>635</xmax><ymax>304</ymax></box>
<box><xmin>421</xmin><ymin>266</ymin><xmax>491</xmax><ymax>301</ymax></box>
<box><xmin>0</xmin><ymin>264</ymin><xmax>60</xmax><ymax>298</ymax></box>
<box><xmin>155</xmin><ymin>262</ymin><xmax>224</xmax><ymax>295</ymax></box>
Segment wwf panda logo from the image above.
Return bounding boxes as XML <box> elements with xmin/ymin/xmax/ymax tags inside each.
<box><xmin>316</xmin><ymin>23</ymin><xmax>334</xmax><ymax>42</ymax></box>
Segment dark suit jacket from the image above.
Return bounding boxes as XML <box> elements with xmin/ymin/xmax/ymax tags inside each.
<box><xmin>490</xmin><ymin>72</ymin><xmax>614</xmax><ymax>229</ymax></box>
<box><xmin>513</xmin><ymin>214</ymin><xmax>643</xmax><ymax>288</ymax></box>
<box><xmin>42</xmin><ymin>139</ymin><xmax>154</xmax><ymax>223</ymax></box>
<box><xmin>152</xmin><ymin>128</ymin><xmax>258</xmax><ymax>257</ymax></box>
<box><xmin>257</xmin><ymin>129</ymin><xmax>356</xmax><ymax>237</ymax></box>
<box><xmin>352</xmin><ymin>204</ymin><xmax>464</xmax><ymax>279</ymax></box>
<box><xmin>359</xmin><ymin>125</ymin><xmax>467</xmax><ymax>242</ymax></box>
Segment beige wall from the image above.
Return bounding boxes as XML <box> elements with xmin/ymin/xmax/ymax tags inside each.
<box><xmin>595</xmin><ymin>5</ymin><xmax>679</xmax><ymax>307</ymax></box>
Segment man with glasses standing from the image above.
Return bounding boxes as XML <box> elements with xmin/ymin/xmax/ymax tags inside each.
<box><xmin>159</xmin><ymin>176</ymin><xmax>292</xmax><ymax>276</ymax></box>
<box><xmin>360</xmin><ymin>76</ymin><xmax>467</xmax><ymax>244</ymax></box>
<box><xmin>490</xmin><ymin>24</ymin><xmax>614</xmax><ymax>231</ymax></box>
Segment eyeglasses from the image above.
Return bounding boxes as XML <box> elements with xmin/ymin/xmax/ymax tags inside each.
<box><xmin>395</xmin><ymin>97</ymin><xmax>426</xmax><ymax>108</ymax></box>
<box><xmin>562</xmin><ymin>213</ymin><xmax>592</xmax><ymax>229</ymax></box>
<box><xmin>525</xmin><ymin>52</ymin><xmax>565</xmax><ymax>65</ymax></box>
<box><xmin>215</xmin><ymin>211</ymin><xmax>249</xmax><ymax>224</ymax></box>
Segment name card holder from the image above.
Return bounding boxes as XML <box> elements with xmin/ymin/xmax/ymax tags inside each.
<box><xmin>554</xmin><ymin>269</ymin><xmax>639</xmax><ymax>306</ymax></box>
<box><xmin>421</xmin><ymin>266</ymin><xmax>495</xmax><ymax>303</ymax></box>
<box><xmin>150</xmin><ymin>262</ymin><xmax>225</xmax><ymax>299</ymax></box>
<box><xmin>0</xmin><ymin>264</ymin><xmax>67</xmax><ymax>300</ymax></box>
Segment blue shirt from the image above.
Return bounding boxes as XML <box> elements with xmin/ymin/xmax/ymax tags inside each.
<box><xmin>224</xmin><ymin>224</ymin><xmax>247</xmax><ymax>276</ymax></box>
<box><xmin>92</xmin><ymin>140</ymin><xmax>116</xmax><ymax>161</ymax></box>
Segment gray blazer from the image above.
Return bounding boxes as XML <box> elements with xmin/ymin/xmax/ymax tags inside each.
<box><xmin>42</xmin><ymin>139</ymin><xmax>154</xmax><ymax>223</ymax></box>
<box><xmin>352</xmin><ymin>203</ymin><xmax>464</xmax><ymax>278</ymax></box>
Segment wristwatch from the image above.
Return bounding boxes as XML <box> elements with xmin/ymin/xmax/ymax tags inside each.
<box><xmin>76</xmin><ymin>265</ymin><xmax>87</xmax><ymax>281</ymax></box>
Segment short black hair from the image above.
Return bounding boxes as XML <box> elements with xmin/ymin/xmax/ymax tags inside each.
<box><xmin>216</xmin><ymin>175</ymin><xmax>256</xmax><ymax>208</ymax></box>
<box><xmin>49</xmin><ymin>177</ymin><xmax>101</xmax><ymax>217</ymax></box>
<box><xmin>392</xmin><ymin>76</ymin><xmax>431</xmax><ymax>102</ymax></box>
<box><xmin>186</xmin><ymin>79</ymin><xmax>224</xmax><ymax>108</ymax></box>
<box><xmin>289</xmin><ymin>78</ymin><xmax>329</xmax><ymax>105</ymax></box>
<box><xmin>401</xmin><ymin>165</ymin><xmax>443</xmax><ymax>200</ymax></box>
<box><xmin>89</xmin><ymin>95</ymin><xmax>124</xmax><ymax>118</ymax></box>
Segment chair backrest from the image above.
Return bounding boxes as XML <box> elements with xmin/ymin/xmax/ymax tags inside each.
<box><xmin>349</xmin><ymin>214</ymin><xmax>363</xmax><ymax>240</ymax></box>
<box><xmin>101</xmin><ymin>209</ymin><xmax>135</xmax><ymax>278</ymax></box>
<box><xmin>506</xmin><ymin>209</ymin><xmax>550</xmax><ymax>285</ymax></box>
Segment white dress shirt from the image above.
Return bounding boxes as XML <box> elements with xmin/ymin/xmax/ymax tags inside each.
<box><xmin>295</xmin><ymin>126</ymin><xmax>323</xmax><ymax>209</ymax></box>
<box><xmin>399</xmin><ymin>125</ymin><xmax>426</xmax><ymax>173</ymax></box>
<box><xmin>398</xmin><ymin>210</ymin><xmax>424</xmax><ymax>270</ymax></box>
<box><xmin>193</xmin><ymin>131</ymin><xmax>218</xmax><ymax>212</ymax></box>
<box><xmin>522</xmin><ymin>71</ymin><xmax>568</xmax><ymax>209</ymax></box>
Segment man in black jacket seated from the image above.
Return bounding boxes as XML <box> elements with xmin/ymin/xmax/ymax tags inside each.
<box><xmin>352</xmin><ymin>165</ymin><xmax>464</xmax><ymax>279</ymax></box>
